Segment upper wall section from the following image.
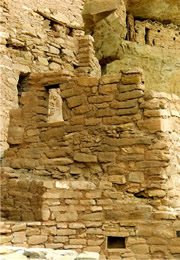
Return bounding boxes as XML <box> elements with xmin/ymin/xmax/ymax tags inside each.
<box><xmin>83</xmin><ymin>0</ymin><xmax>180</xmax><ymax>96</ymax></box>
<box><xmin>0</xmin><ymin>0</ymin><xmax>101</xmax><ymax>155</ymax></box>
<box><xmin>126</xmin><ymin>0</ymin><xmax>180</xmax><ymax>26</ymax></box>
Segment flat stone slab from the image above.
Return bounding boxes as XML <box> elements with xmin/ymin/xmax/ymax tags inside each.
<box><xmin>0</xmin><ymin>246</ymin><xmax>99</xmax><ymax>260</ymax></box>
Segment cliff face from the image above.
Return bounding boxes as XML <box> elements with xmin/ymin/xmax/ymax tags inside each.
<box><xmin>83</xmin><ymin>0</ymin><xmax>180</xmax><ymax>95</ymax></box>
<box><xmin>126</xmin><ymin>0</ymin><xmax>180</xmax><ymax>26</ymax></box>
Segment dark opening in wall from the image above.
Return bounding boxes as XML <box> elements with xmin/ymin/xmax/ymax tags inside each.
<box><xmin>107</xmin><ymin>236</ymin><xmax>126</xmax><ymax>249</ymax></box>
<box><xmin>145</xmin><ymin>28</ymin><xmax>150</xmax><ymax>44</ymax></box>
<box><xmin>44</xmin><ymin>84</ymin><xmax>64</xmax><ymax>123</ymax></box>
<box><xmin>176</xmin><ymin>231</ymin><xmax>180</xmax><ymax>237</ymax></box>
<box><xmin>17</xmin><ymin>73</ymin><xmax>29</xmax><ymax>107</ymax></box>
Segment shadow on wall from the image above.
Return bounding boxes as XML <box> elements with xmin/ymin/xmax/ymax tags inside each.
<box><xmin>1</xmin><ymin>170</ymin><xmax>46</xmax><ymax>221</ymax></box>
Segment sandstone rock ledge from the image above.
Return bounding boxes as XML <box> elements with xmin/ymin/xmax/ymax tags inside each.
<box><xmin>0</xmin><ymin>246</ymin><xmax>99</xmax><ymax>260</ymax></box>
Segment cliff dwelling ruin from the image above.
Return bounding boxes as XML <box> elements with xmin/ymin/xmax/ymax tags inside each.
<box><xmin>0</xmin><ymin>0</ymin><xmax>180</xmax><ymax>259</ymax></box>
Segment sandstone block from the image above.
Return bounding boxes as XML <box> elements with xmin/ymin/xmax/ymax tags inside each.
<box><xmin>74</xmin><ymin>153</ymin><xmax>97</xmax><ymax>162</ymax></box>
<box><xmin>108</xmin><ymin>175</ymin><xmax>126</xmax><ymax>184</ymax></box>
<box><xmin>148</xmin><ymin>189</ymin><xmax>166</xmax><ymax>198</ymax></box>
<box><xmin>147</xmin><ymin>237</ymin><xmax>168</xmax><ymax>245</ymax></box>
<box><xmin>99</xmin><ymin>84</ymin><xmax>117</xmax><ymax>94</ymax></box>
<box><xmin>55</xmin><ymin>211</ymin><xmax>78</xmax><ymax>222</ymax></box>
<box><xmin>81</xmin><ymin>213</ymin><xmax>104</xmax><ymax>221</ymax></box>
<box><xmin>88</xmin><ymin>95</ymin><xmax>113</xmax><ymax>103</ymax></box>
<box><xmin>100</xmin><ymin>74</ymin><xmax>121</xmax><ymax>84</ymax></box>
<box><xmin>54</xmin><ymin>236</ymin><xmax>68</xmax><ymax>243</ymax></box>
<box><xmin>96</xmin><ymin>108</ymin><xmax>116</xmax><ymax>117</ymax></box>
<box><xmin>56</xmin><ymin>229</ymin><xmax>76</xmax><ymax>236</ymax></box>
<box><xmin>70</xmin><ymin>239</ymin><xmax>86</xmax><ymax>245</ymax></box>
<box><xmin>0</xmin><ymin>235</ymin><xmax>13</xmax><ymax>244</ymax></box>
<box><xmin>131</xmin><ymin>244</ymin><xmax>149</xmax><ymax>254</ymax></box>
<box><xmin>74</xmin><ymin>105</ymin><xmax>90</xmax><ymax>114</ymax></box>
<box><xmin>121</xmin><ymin>73</ymin><xmax>142</xmax><ymax>85</ymax></box>
<box><xmin>119</xmin><ymin>84</ymin><xmax>145</xmax><ymax>92</ymax></box>
<box><xmin>67</xmin><ymin>96</ymin><xmax>83</xmax><ymax>108</ymax></box>
<box><xmin>86</xmin><ymin>191</ymin><xmax>102</xmax><ymax>199</ymax></box>
<box><xmin>110</xmin><ymin>99</ymin><xmax>138</xmax><ymax>109</ymax></box>
<box><xmin>129</xmin><ymin>172</ymin><xmax>144</xmax><ymax>183</ymax></box>
<box><xmin>12</xmin><ymin>223</ymin><xmax>26</xmax><ymax>232</ymax></box>
<box><xmin>12</xmin><ymin>231</ymin><xmax>26</xmax><ymax>243</ymax></box>
<box><xmin>116</xmin><ymin>106</ymin><xmax>139</xmax><ymax>115</ymax></box>
<box><xmin>28</xmin><ymin>235</ymin><xmax>48</xmax><ymax>245</ymax></box>
<box><xmin>77</xmin><ymin>76</ymin><xmax>98</xmax><ymax>87</ymax></box>
<box><xmin>69</xmin><ymin>223</ymin><xmax>85</xmax><ymax>229</ymax></box>
<box><xmin>71</xmin><ymin>181</ymin><xmax>96</xmax><ymax>190</ymax></box>
<box><xmin>85</xmin><ymin>118</ymin><xmax>101</xmax><ymax>125</ymax></box>
<box><xmin>98</xmin><ymin>152</ymin><xmax>115</xmax><ymax>162</ymax></box>
<box><xmin>116</xmin><ymin>90</ymin><xmax>144</xmax><ymax>101</ymax></box>
<box><xmin>144</xmin><ymin>109</ymin><xmax>170</xmax><ymax>117</ymax></box>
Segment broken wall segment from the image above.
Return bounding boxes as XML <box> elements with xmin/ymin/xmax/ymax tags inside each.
<box><xmin>0</xmin><ymin>0</ymin><xmax>100</xmax><ymax>156</ymax></box>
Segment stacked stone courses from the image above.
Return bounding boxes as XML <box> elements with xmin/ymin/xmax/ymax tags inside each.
<box><xmin>1</xmin><ymin>69</ymin><xmax>180</xmax><ymax>259</ymax></box>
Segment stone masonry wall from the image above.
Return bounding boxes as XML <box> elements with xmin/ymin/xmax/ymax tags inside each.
<box><xmin>1</xmin><ymin>69</ymin><xmax>180</xmax><ymax>259</ymax></box>
<box><xmin>0</xmin><ymin>0</ymin><xmax>100</xmax><ymax>156</ymax></box>
<box><xmin>83</xmin><ymin>0</ymin><xmax>180</xmax><ymax>96</ymax></box>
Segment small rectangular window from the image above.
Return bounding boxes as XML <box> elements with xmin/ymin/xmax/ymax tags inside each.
<box><xmin>176</xmin><ymin>231</ymin><xmax>180</xmax><ymax>237</ymax></box>
<box><xmin>107</xmin><ymin>236</ymin><xmax>126</xmax><ymax>249</ymax></box>
<box><xmin>44</xmin><ymin>84</ymin><xmax>63</xmax><ymax>123</ymax></box>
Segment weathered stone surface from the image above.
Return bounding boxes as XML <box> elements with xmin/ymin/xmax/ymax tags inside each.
<box><xmin>74</xmin><ymin>153</ymin><xmax>97</xmax><ymax>162</ymax></box>
<box><xmin>28</xmin><ymin>235</ymin><xmax>48</xmax><ymax>245</ymax></box>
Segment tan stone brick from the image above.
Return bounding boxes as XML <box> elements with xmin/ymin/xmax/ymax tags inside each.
<box><xmin>100</xmin><ymin>74</ymin><xmax>121</xmax><ymax>84</ymax></box>
<box><xmin>116</xmin><ymin>90</ymin><xmax>144</xmax><ymax>101</ymax></box>
<box><xmin>88</xmin><ymin>95</ymin><xmax>113</xmax><ymax>103</ymax></box>
<box><xmin>119</xmin><ymin>84</ymin><xmax>145</xmax><ymax>92</ymax></box>
<box><xmin>77</xmin><ymin>76</ymin><xmax>98</xmax><ymax>87</ymax></box>
<box><xmin>74</xmin><ymin>153</ymin><xmax>97</xmax><ymax>162</ymax></box>
<box><xmin>108</xmin><ymin>175</ymin><xmax>126</xmax><ymax>184</ymax></box>
<box><xmin>88</xmin><ymin>239</ymin><xmax>104</xmax><ymax>246</ymax></box>
<box><xmin>74</xmin><ymin>105</ymin><xmax>90</xmax><ymax>114</ymax></box>
<box><xmin>12</xmin><ymin>223</ymin><xmax>26</xmax><ymax>232</ymax></box>
<box><xmin>54</xmin><ymin>236</ymin><xmax>68</xmax><ymax>243</ymax></box>
<box><xmin>56</xmin><ymin>229</ymin><xmax>76</xmax><ymax>235</ymax></box>
<box><xmin>71</xmin><ymin>181</ymin><xmax>96</xmax><ymax>190</ymax></box>
<box><xmin>80</xmin><ymin>199</ymin><xmax>96</xmax><ymax>205</ymax></box>
<box><xmin>70</xmin><ymin>239</ymin><xmax>86</xmax><ymax>245</ymax></box>
<box><xmin>145</xmin><ymin>150</ymin><xmax>170</xmax><ymax>161</ymax></box>
<box><xmin>85</xmin><ymin>118</ymin><xmax>102</xmax><ymax>125</ymax></box>
<box><xmin>116</xmin><ymin>106</ymin><xmax>139</xmax><ymax>116</ymax></box>
<box><xmin>28</xmin><ymin>235</ymin><xmax>48</xmax><ymax>245</ymax></box>
<box><xmin>67</xmin><ymin>96</ymin><xmax>83</xmax><ymax>108</ymax></box>
<box><xmin>129</xmin><ymin>172</ymin><xmax>144</xmax><ymax>183</ymax></box>
<box><xmin>110</xmin><ymin>99</ymin><xmax>138</xmax><ymax>109</ymax></box>
<box><xmin>99</xmin><ymin>84</ymin><xmax>117</xmax><ymax>94</ymax></box>
<box><xmin>26</xmin><ymin>228</ymin><xmax>40</xmax><ymax>236</ymax></box>
<box><xmin>98</xmin><ymin>152</ymin><xmax>115</xmax><ymax>162</ymax></box>
<box><xmin>45</xmin><ymin>243</ymin><xmax>63</xmax><ymax>248</ymax></box>
<box><xmin>147</xmin><ymin>237</ymin><xmax>168</xmax><ymax>245</ymax></box>
<box><xmin>69</xmin><ymin>223</ymin><xmax>85</xmax><ymax>229</ymax></box>
<box><xmin>121</xmin><ymin>73</ymin><xmax>142</xmax><ymax>85</ymax></box>
<box><xmin>12</xmin><ymin>231</ymin><xmax>26</xmax><ymax>243</ymax></box>
<box><xmin>169</xmin><ymin>246</ymin><xmax>180</xmax><ymax>253</ymax></box>
<box><xmin>144</xmin><ymin>109</ymin><xmax>170</xmax><ymax>117</ymax></box>
<box><xmin>81</xmin><ymin>213</ymin><xmax>104</xmax><ymax>221</ymax></box>
<box><xmin>97</xmin><ymin>199</ymin><xmax>113</xmax><ymax>205</ymax></box>
<box><xmin>61</xmin><ymin>88</ymin><xmax>80</xmax><ymax>98</ymax></box>
<box><xmin>131</xmin><ymin>244</ymin><xmax>149</xmax><ymax>254</ymax></box>
<box><xmin>55</xmin><ymin>211</ymin><xmax>78</xmax><ymax>222</ymax></box>
<box><xmin>148</xmin><ymin>190</ymin><xmax>166</xmax><ymax>198</ymax></box>
<box><xmin>96</xmin><ymin>108</ymin><xmax>116</xmax><ymax>117</ymax></box>
<box><xmin>86</xmin><ymin>191</ymin><xmax>102</xmax><ymax>199</ymax></box>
